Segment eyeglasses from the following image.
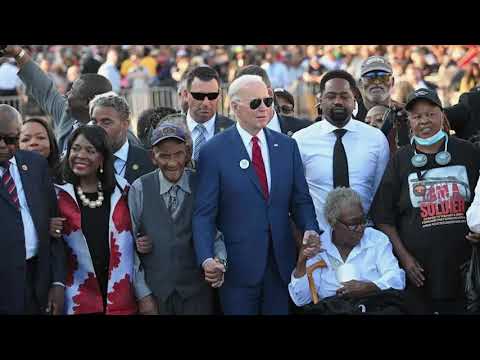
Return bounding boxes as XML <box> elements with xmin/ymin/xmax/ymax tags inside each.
<box><xmin>337</xmin><ymin>218</ymin><xmax>367</xmax><ymax>232</ymax></box>
<box><xmin>0</xmin><ymin>134</ymin><xmax>19</xmax><ymax>145</ymax></box>
<box><xmin>190</xmin><ymin>92</ymin><xmax>220</xmax><ymax>101</ymax></box>
<box><xmin>362</xmin><ymin>71</ymin><xmax>392</xmax><ymax>85</ymax></box>
<box><xmin>409</xmin><ymin>111</ymin><xmax>442</xmax><ymax>122</ymax></box>
<box><xmin>249</xmin><ymin>97</ymin><xmax>274</xmax><ymax>110</ymax></box>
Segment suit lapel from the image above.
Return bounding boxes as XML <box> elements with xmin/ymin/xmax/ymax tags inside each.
<box><xmin>264</xmin><ymin>128</ymin><xmax>280</xmax><ymax>205</ymax></box>
<box><xmin>230</xmin><ymin>127</ymin><xmax>265</xmax><ymax>198</ymax></box>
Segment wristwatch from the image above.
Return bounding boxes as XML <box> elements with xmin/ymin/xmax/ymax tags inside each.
<box><xmin>15</xmin><ymin>49</ymin><xmax>26</xmax><ymax>61</ymax></box>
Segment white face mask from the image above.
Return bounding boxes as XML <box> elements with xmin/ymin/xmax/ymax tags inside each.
<box><xmin>413</xmin><ymin>129</ymin><xmax>446</xmax><ymax>146</ymax></box>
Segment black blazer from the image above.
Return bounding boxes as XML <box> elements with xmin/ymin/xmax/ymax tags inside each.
<box><xmin>445</xmin><ymin>87</ymin><xmax>480</xmax><ymax>141</ymax></box>
<box><xmin>124</xmin><ymin>143</ymin><xmax>156</xmax><ymax>185</ymax></box>
<box><xmin>0</xmin><ymin>150</ymin><xmax>66</xmax><ymax>314</ymax></box>
<box><xmin>278</xmin><ymin>114</ymin><xmax>312</xmax><ymax>136</ymax></box>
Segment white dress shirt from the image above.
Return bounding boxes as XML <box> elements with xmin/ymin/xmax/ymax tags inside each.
<box><xmin>267</xmin><ymin>111</ymin><xmax>282</xmax><ymax>133</ymax></box>
<box><xmin>187</xmin><ymin>112</ymin><xmax>216</xmax><ymax>154</ymax></box>
<box><xmin>292</xmin><ymin>119</ymin><xmax>390</xmax><ymax>230</ymax></box>
<box><xmin>113</xmin><ymin>140</ymin><xmax>129</xmax><ymax>177</ymax></box>
<box><xmin>0</xmin><ymin>157</ymin><xmax>39</xmax><ymax>259</ymax></box>
<box><xmin>467</xmin><ymin>177</ymin><xmax>480</xmax><ymax>233</ymax></box>
<box><xmin>236</xmin><ymin>122</ymin><xmax>271</xmax><ymax>191</ymax></box>
<box><xmin>0</xmin><ymin>62</ymin><xmax>22</xmax><ymax>90</ymax></box>
<box><xmin>288</xmin><ymin>226</ymin><xmax>405</xmax><ymax>306</ymax></box>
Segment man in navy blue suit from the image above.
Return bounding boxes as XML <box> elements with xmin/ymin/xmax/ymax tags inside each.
<box><xmin>193</xmin><ymin>75</ymin><xmax>322</xmax><ymax>315</ymax></box>
<box><xmin>0</xmin><ymin>104</ymin><xmax>66</xmax><ymax>314</ymax></box>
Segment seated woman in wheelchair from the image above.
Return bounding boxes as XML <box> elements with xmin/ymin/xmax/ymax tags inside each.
<box><xmin>288</xmin><ymin>187</ymin><xmax>405</xmax><ymax>309</ymax></box>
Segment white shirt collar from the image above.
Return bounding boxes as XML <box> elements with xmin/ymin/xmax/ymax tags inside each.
<box><xmin>266</xmin><ymin>111</ymin><xmax>282</xmax><ymax>133</ymax></box>
<box><xmin>186</xmin><ymin>111</ymin><xmax>216</xmax><ymax>136</ymax></box>
<box><xmin>320</xmin><ymin>117</ymin><xmax>358</xmax><ymax>134</ymax></box>
<box><xmin>236</xmin><ymin>122</ymin><xmax>267</xmax><ymax>148</ymax></box>
<box><xmin>113</xmin><ymin>139</ymin><xmax>129</xmax><ymax>162</ymax></box>
<box><xmin>321</xmin><ymin>225</ymin><xmax>376</xmax><ymax>262</ymax></box>
<box><xmin>1</xmin><ymin>156</ymin><xmax>16</xmax><ymax>169</ymax></box>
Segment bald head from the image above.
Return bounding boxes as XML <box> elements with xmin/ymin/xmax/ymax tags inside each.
<box><xmin>0</xmin><ymin>105</ymin><xmax>22</xmax><ymax>161</ymax></box>
<box><xmin>0</xmin><ymin>104</ymin><xmax>22</xmax><ymax>128</ymax></box>
<box><xmin>365</xmin><ymin>104</ymin><xmax>388</xmax><ymax>129</ymax></box>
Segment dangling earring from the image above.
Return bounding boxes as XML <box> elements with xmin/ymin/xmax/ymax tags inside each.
<box><xmin>99</xmin><ymin>166</ymin><xmax>104</xmax><ymax>174</ymax></box>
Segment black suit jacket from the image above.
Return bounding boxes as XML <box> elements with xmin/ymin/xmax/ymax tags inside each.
<box><xmin>0</xmin><ymin>151</ymin><xmax>66</xmax><ymax>314</ymax></box>
<box><xmin>214</xmin><ymin>114</ymin><xmax>235</xmax><ymax>134</ymax></box>
<box><xmin>278</xmin><ymin>114</ymin><xmax>312</xmax><ymax>136</ymax></box>
<box><xmin>445</xmin><ymin>87</ymin><xmax>480</xmax><ymax>140</ymax></box>
<box><xmin>124</xmin><ymin>143</ymin><xmax>156</xmax><ymax>185</ymax></box>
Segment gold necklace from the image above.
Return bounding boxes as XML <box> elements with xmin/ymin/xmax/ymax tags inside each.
<box><xmin>76</xmin><ymin>181</ymin><xmax>104</xmax><ymax>208</ymax></box>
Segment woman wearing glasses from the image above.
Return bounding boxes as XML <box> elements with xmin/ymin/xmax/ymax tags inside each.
<box><xmin>371</xmin><ymin>88</ymin><xmax>480</xmax><ymax>314</ymax></box>
<box><xmin>289</xmin><ymin>187</ymin><xmax>405</xmax><ymax>308</ymax></box>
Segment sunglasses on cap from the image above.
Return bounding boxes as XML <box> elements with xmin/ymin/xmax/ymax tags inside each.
<box><xmin>279</xmin><ymin>104</ymin><xmax>294</xmax><ymax>114</ymax></box>
<box><xmin>0</xmin><ymin>134</ymin><xmax>19</xmax><ymax>145</ymax></box>
<box><xmin>249</xmin><ymin>97</ymin><xmax>274</xmax><ymax>110</ymax></box>
<box><xmin>190</xmin><ymin>92</ymin><xmax>220</xmax><ymax>101</ymax></box>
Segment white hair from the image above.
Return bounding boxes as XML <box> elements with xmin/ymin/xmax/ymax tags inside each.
<box><xmin>324</xmin><ymin>187</ymin><xmax>363</xmax><ymax>227</ymax></box>
<box><xmin>228</xmin><ymin>74</ymin><xmax>265</xmax><ymax>103</ymax></box>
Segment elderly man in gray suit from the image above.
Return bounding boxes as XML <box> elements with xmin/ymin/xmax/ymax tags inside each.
<box><xmin>1</xmin><ymin>46</ymin><xmax>142</xmax><ymax>153</ymax></box>
<box><xmin>129</xmin><ymin>119</ymin><xmax>226</xmax><ymax>315</ymax></box>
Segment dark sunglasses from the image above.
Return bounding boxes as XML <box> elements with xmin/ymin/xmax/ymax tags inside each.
<box><xmin>362</xmin><ymin>71</ymin><xmax>392</xmax><ymax>84</ymax></box>
<box><xmin>338</xmin><ymin>218</ymin><xmax>367</xmax><ymax>232</ymax></box>
<box><xmin>279</xmin><ymin>105</ymin><xmax>294</xmax><ymax>113</ymax></box>
<box><xmin>190</xmin><ymin>92</ymin><xmax>220</xmax><ymax>101</ymax></box>
<box><xmin>249</xmin><ymin>97</ymin><xmax>274</xmax><ymax>110</ymax></box>
<box><xmin>0</xmin><ymin>134</ymin><xmax>19</xmax><ymax>145</ymax></box>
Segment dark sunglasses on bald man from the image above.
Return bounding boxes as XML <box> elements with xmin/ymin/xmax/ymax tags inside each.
<box><xmin>190</xmin><ymin>92</ymin><xmax>220</xmax><ymax>101</ymax></box>
<box><xmin>0</xmin><ymin>134</ymin><xmax>19</xmax><ymax>145</ymax></box>
<box><xmin>362</xmin><ymin>71</ymin><xmax>392</xmax><ymax>84</ymax></box>
<box><xmin>249</xmin><ymin>97</ymin><xmax>274</xmax><ymax>110</ymax></box>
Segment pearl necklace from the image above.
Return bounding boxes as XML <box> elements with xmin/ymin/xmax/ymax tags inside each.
<box><xmin>76</xmin><ymin>181</ymin><xmax>104</xmax><ymax>208</ymax></box>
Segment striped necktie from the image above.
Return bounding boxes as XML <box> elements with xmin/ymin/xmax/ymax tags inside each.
<box><xmin>193</xmin><ymin>124</ymin><xmax>207</xmax><ymax>161</ymax></box>
<box><xmin>1</xmin><ymin>161</ymin><xmax>19</xmax><ymax>209</ymax></box>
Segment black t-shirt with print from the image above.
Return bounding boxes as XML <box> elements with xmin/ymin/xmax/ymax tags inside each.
<box><xmin>371</xmin><ymin>136</ymin><xmax>480</xmax><ymax>299</ymax></box>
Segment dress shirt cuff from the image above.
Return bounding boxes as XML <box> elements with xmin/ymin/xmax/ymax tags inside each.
<box><xmin>371</xmin><ymin>279</ymin><xmax>389</xmax><ymax>291</ymax></box>
<box><xmin>202</xmin><ymin>258</ymin><xmax>214</xmax><ymax>269</ymax></box>
<box><xmin>290</xmin><ymin>269</ymin><xmax>308</xmax><ymax>285</ymax></box>
<box><xmin>52</xmin><ymin>282</ymin><xmax>66</xmax><ymax>288</ymax></box>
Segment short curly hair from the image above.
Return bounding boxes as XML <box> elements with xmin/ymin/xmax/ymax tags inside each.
<box><xmin>324</xmin><ymin>187</ymin><xmax>363</xmax><ymax>227</ymax></box>
<box><xmin>89</xmin><ymin>93</ymin><xmax>130</xmax><ymax>121</ymax></box>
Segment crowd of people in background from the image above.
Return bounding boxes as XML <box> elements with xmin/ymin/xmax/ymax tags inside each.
<box><xmin>1</xmin><ymin>44</ymin><xmax>480</xmax><ymax>316</ymax></box>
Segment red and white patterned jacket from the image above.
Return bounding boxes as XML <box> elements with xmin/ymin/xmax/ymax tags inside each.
<box><xmin>55</xmin><ymin>175</ymin><xmax>137</xmax><ymax>315</ymax></box>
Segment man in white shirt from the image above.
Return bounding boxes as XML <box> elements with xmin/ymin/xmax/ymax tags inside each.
<box><xmin>0</xmin><ymin>104</ymin><xmax>66</xmax><ymax>314</ymax></box>
<box><xmin>293</xmin><ymin>70</ymin><xmax>390</xmax><ymax>230</ymax></box>
<box><xmin>184</xmin><ymin>66</ymin><xmax>234</xmax><ymax>165</ymax></box>
<box><xmin>89</xmin><ymin>93</ymin><xmax>154</xmax><ymax>184</ymax></box>
<box><xmin>97</xmin><ymin>48</ymin><xmax>121</xmax><ymax>94</ymax></box>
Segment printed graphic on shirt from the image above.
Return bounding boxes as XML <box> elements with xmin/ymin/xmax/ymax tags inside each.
<box><xmin>408</xmin><ymin>165</ymin><xmax>470</xmax><ymax>228</ymax></box>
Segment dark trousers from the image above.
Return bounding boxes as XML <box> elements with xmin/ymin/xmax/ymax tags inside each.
<box><xmin>157</xmin><ymin>289</ymin><xmax>214</xmax><ymax>315</ymax></box>
<box><xmin>219</xmin><ymin>245</ymin><xmax>290</xmax><ymax>315</ymax></box>
<box><xmin>405</xmin><ymin>283</ymin><xmax>466</xmax><ymax>314</ymax></box>
<box><xmin>25</xmin><ymin>256</ymin><xmax>41</xmax><ymax>315</ymax></box>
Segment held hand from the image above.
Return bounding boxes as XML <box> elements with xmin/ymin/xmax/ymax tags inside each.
<box><xmin>46</xmin><ymin>285</ymin><xmax>65</xmax><ymax>315</ymax></box>
<box><xmin>138</xmin><ymin>294</ymin><xmax>158</xmax><ymax>315</ymax></box>
<box><xmin>202</xmin><ymin>259</ymin><xmax>226</xmax><ymax>285</ymax></box>
<box><xmin>211</xmin><ymin>258</ymin><xmax>226</xmax><ymax>288</ymax></box>
<box><xmin>400</xmin><ymin>252</ymin><xmax>425</xmax><ymax>287</ymax></box>
<box><xmin>466</xmin><ymin>232</ymin><xmax>480</xmax><ymax>244</ymax></box>
<box><xmin>301</xmin><ymin>230</ymin><xmax>323</xmax><ymax>259</ymax></box>
<box><xmin>136</xmin><ymin>235</ymin><xmax>153</xmax><ymax>254</ymax></box>
<box><xmin>49</xmin><ymin>217</ymin><xmax>66</xmax><ymax>238</ymax></box>
<box><xmin>336</xmin><ymin>280</ymin><xmax>378</xmax><ymax>299</ymax></box>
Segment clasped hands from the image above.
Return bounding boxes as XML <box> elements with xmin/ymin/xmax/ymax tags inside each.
<box><xmin>202</xmin><ymin>258</ymin><xmax>226</xmax><ymax>288</ymax></box>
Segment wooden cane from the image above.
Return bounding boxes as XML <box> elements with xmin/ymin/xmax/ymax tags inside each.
<box><xmin>306</xmin><ymin>260</ymin><xmax>327</xmax><ymax>304</ymax></box>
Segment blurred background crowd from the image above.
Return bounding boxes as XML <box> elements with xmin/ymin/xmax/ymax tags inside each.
<box><xmin>1</xmin><ymin>44</ymin><xmax>479</xmax><ymax>127</ymax></box>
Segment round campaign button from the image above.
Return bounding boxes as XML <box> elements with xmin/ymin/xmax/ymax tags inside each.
<box><xmin>240</xmin><ymin>159</ymin><xmax>249</xmax><ymax>169</ymax></box>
